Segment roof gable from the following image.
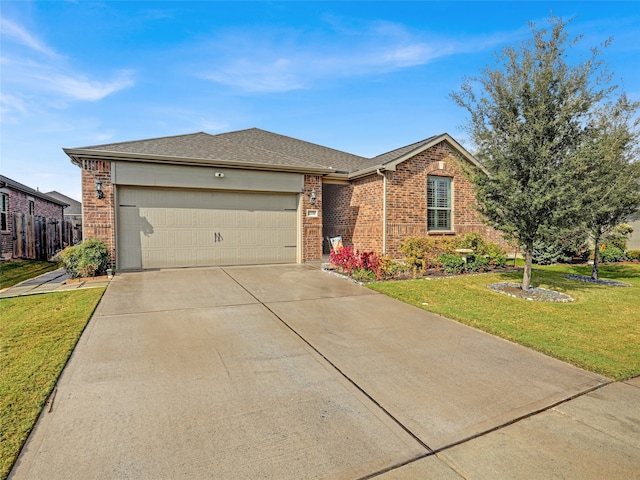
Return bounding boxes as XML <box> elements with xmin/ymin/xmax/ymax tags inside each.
<box><xmin>347</xmin><ymin>133</ymin><xmax>488</xmax><ymax>179</ymax></box>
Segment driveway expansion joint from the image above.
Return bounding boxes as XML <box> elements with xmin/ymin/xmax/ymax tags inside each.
<box><xmin>221</xmin><ymin>267</ymin><xmax>434</xmax><ymax>453</ymax></box>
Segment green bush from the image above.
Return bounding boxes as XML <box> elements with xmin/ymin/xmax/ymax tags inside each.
<box><xmin>532</xmin><ymin>239</ymin><xmax>565</xmax><ymax>265</ymax></box>
<box><xmin>378</xmin><ymin>256</ymin><xmax>407</xmax><ymax>279</ymax></box>
<box><xmin>605</xmin><ymin>223</ymin><xmax>634</xmax><ymax>251</ymax></box>
<box><xmin>437</xmin><ymin>253</ymin><xmax>465</xmax><ymax>274</ymax></box>
<box><xmin>626</xmin><ymin>250</ymin><xmax>640</xmax><ymax>262</ymax></box>
<box><xmin>58</xmin><ymin>238</ymin><xmax>111</xmax><ymax>278</ymax></box>
<box><xmin>490</xmin><ymin>254</ymin><xmax>507</xmax><ymax>268</ymax></box>
<box><xmin>400</xmin><ymin>236</ymin><xmax>459</xmax><ymax>270</ymax></box>
<box><xmin>351</xmin><ymin>268</ymin><xmax>377</xmax><ymax>283</ymax></box>
<box><xmin>466</xmin><ymin>254</ymin><xmax>490</xmax><ymax>272</ymax></box>
<box><xmin>459</xmin><ymin>233</ymin><xmax>486</xmax><ymax>252</ymax></box>
<box><xmin>600</xmin><ymin>245</ymin><xmax>625</xmax><ymax>263</ymax></box>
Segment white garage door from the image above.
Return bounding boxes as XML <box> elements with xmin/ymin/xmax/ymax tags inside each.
<box><xmin>117</xmin><ymin>187</ymin><xmax>298</xmax><ymax>269</ymax></box>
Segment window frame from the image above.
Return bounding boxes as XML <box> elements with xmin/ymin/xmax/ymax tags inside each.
<box><xmin>1</xmin><ymin>193</ymin><xmax>8</xmax><ymax>232</ymax></box>
<box><xmin>427</xmin><ymin>175</ymin><xmax>453</xmax><ymax>232</ymax></box>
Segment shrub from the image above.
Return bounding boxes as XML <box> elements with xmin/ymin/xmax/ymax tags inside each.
<box><xmin>466</xmin><ymin>254</ymin><xmax>490</xmax><ymax>272</ymax></box>
<box><xmin>57</xmin><ymin>238</ymin><xmax>111</xmax><ymax>278</ymax></box>
<box><xmin>351</xmin><ymin>268</ymin><xmax>377</xmax><ymax>283</ymax></box>
<box><xmin>437</xmin><ymin>253</ymin><xmax>465</xmax><ymax>274</ymax></box>
<box><xmin>532</xmin><ymin>239</ymin><xmax>564</xmax><ymax>265</ymax></box>
<box><xmin>329</xmin><ymin>245</ymin><xmax>360</xmax><ymax>274</ymax></box>
<box><xmin>329</xmin><ymin>246</ymin><xmax>382</xmax><ymax>279</ymax></box>
<box><xmin>490</xmin><ymin>254</ymin><xmax>507</xmax><ymax>268</ymax></box>
<box><xmin>626</xmin><ymin>250</ymin><xmax>640</xmax><ymax>262</ymax></box>
<box><xmin>400</xmin><ymin>237</ymin><xmax>459</xmax><ymax>270</ymax></box>
<box><xmin>459</xmin><ymin>233</ymin><xmax>486</xmax><ymax>253</ymax></box>
<box><xmin>600</xmin><ymin>245</ymin><xmax>625</xmax><ymax>263</ymax></box>
<box><xmin>605</xmin><ymin>223</ymin><xmax>634</xmax><ymax>251</ymax></box>
<box><xmin>378</xmin><ymin>256</ymin><xmax>407</xmax><ymax>279</ymax></box>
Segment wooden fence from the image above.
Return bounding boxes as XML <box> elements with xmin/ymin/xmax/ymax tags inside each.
<box><xmin>12</xmin><ymin>213</ymin><xmax>82</xmax><ymax>261</ymax></box>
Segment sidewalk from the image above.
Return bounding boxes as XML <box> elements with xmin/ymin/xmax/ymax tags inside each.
<box><xmin>0</xmin><ymin>268</ymin><xmax>111</xmax><ymax>299</ymax></box>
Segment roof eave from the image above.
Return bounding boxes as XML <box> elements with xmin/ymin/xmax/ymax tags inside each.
<box><xmin>64</xmin><ymin>148</ymin><xmax>335</xmax><ymax>176</ymax></box>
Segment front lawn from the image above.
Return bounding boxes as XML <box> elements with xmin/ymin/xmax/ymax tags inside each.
<box><xmin>369</xmin><ymin>263</ymin><xmax>640</xmax><ymax>381</ymax></box>
<box><xmin>0</xmin><ymin>288</ymin><xmax>105</xmax><ymax>480</ymax></box>
<box><xmin>0</xmin><ymin>260</ymin><xmax>60</xmax><ymax>289</ymax></box>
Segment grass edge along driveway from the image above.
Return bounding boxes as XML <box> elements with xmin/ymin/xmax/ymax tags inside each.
<box><xmin>0</xmin><ymin>288</ymin><xmax>105</xmax><ymax>480</ymax></box>
<box><xmin>369</xmin><ymin>263</ymin><xmax>639</xmax><ymax>381</ymax></box>
<box><xmin>0</xmin><ymin>261</ymin><xmax>60</xmax><ymax>290</ymax></box>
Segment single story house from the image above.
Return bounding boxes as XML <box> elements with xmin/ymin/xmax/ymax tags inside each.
<box><xmin>0</xmin><ymin>175</ymin><xmax>68</xmax><ymax>259</ymax></box>
<box><xmin>64</xmin><ymin>128</ymin><xmax>506</xmax><ymax>270</ymax></box>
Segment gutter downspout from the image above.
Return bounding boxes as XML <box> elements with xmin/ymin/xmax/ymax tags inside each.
<box><xmin>376</xmin><ymin>169</ymin><xmax>387</xmax><ymax>255</ymax></box>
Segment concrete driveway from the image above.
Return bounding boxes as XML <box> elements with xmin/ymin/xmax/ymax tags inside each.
<box><xmin>10</xmin><ymin>264</ymin><xmax>638</xmax><ymax>479</ymax></box>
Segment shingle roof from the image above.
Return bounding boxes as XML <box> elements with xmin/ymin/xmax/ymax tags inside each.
<box><xmin>70</xmin><ymin>129</ymin><xmax>368</xmax><ymax>173</ymax></box>
<box><xmin>66</xmin><ymin>128</ymin><xmax>472</xmax><ymax>176</ymax></box>
<box><xmin>0</xmin><ymin>175</ymin><xmax>68</xmax><ymax>206</ymax></box>
<box><xmin>45</xmin><ymin>191</ymin><xmax>82</xmax><ymax>215</ymax></box>
<box><xmin>355</xmin><ymin>135</ymin><xmax>440</xmax><ymax>171</ymax></box>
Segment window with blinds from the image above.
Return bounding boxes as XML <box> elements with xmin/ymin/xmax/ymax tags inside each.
<box><xmin>427</xmin><ymin>176</ymin><xmax>452</xmax><ymax>231</ymax></box>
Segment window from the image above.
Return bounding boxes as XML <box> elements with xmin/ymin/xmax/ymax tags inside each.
<box><xmin>1</xmin><ymin>193</ymin><xmax>7</xmax><ymax>231</ymax></box>
<box><xmin>427</xmin><ymin>176</ymin><xmax>452</xmax><ymax>231</ymax></box>
<box><xmin>29</xmin><ymin>200</ymin><xmax>35</xmax><ymax>215</ymax></box>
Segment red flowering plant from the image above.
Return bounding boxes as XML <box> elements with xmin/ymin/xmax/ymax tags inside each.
<box><xmin>330</xmin><ymin>246</ymin><xmax>382</xmax><ymax>281</ymax></box>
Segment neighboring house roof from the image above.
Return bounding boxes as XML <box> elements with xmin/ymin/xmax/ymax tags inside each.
<box><xmin>0</xmin><ymin>175</ymin><xmax>68</xmax><ymax>206</ymax></box>
<box><xmin>64</xmin><ymin>128</ymin><xmax>485</xmax><ymax>178</ymax></box>
<box><xmin>45</xmin><ymin>191</ymin><xmax>82</xmax><ymax>215</ymax></box>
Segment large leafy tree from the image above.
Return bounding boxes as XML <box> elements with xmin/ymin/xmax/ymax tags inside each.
<box><xmin>451</xmin><ymin>16</ymin><xmax>616</xmax><ymax>291</ymax></box>
<box><xmin>574</xmin><ymin>94</ymin><xmax>640</xmax><ymax>280</ymax></box>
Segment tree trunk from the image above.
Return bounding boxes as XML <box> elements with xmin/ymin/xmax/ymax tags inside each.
<box><xmin>522</xmin><ymin>243</ymin><xmax>533</xmax><ymax>291</ymax></box>
<box><xmin>591</xmin><ymin>235</ymin><xmax>601</xmax><ymax>281</ymax></box>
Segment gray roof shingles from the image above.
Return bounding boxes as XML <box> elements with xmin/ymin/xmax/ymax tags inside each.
<box><xmin>0</xmin><ymin>175</ymin><xmax>68</xmax><ymax>206</ymax></box>
<box><xmin>70</xmin><ymin>128</ymin><xmax>446</xmax><ymax>174</ymax></box>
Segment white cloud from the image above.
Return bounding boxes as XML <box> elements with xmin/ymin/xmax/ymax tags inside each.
<box><xmin>0</xmin><ymin>17</ymin><xmax>59</xmax><ymax>57</ymax></box>
<box><xmin>196</xmin><ymin>20</ymin><xmax>518</xmax><ymax>93</ymax></box>
<box><xmin>43</xmin><ymin>71</ymin><xmax>135</xmax><ymax>101</ymax></box>
<box><xmin>0</xmin><ymin>18</ymin><xmax>135</xmax><ymax>119</ymax></box>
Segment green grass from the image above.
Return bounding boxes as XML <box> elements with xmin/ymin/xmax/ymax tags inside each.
<box><xmin>0</xmin><ymin>261</ymin><xmax>61</xmax><ymax>289</ymax></box>
<box><xmin>0</xmin><ymin>288</ymin><xmax>105</xmax><ymax>480</ymax></box>
<box><xmin>369</xmin><ymin>263</ymin><xmax>640</xmax><ymax>381</ymax></box>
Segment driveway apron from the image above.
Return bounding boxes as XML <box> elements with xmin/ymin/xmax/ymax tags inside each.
<box><xmin>11</xmin><ymin>264</ymin><xmax>611</xmax><ymax>479</ymax></box>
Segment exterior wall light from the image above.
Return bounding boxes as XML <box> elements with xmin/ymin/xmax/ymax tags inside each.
<box><xmin>95</xmin><ymin>179</ymin><xmax>104</xmax><ymax>199</ymax></box>
<box><xmin>310</xmin><ymin>188</ymin><xmax>316</xmax><ymax>205</ymax></box>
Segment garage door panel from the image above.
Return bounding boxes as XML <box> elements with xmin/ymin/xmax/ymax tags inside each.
<box><xmin>118</xmin><ymin>187</ymin><xmax>298</xmax><ymax>269</ymax></box>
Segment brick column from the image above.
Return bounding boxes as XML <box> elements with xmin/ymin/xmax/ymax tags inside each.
<box><xmin>81</xmin><ymin>160</ymin><xmax>116</xmax><ymax>267</ymax></box>
<box><xmin>301</xmin><ymin>175</ymin><xmax>323</xmax><ymax>262</ymax></box>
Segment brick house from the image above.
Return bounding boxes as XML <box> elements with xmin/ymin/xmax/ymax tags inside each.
<box><xmin>64</xmin><ymin>129</ymin><xmax>506</xmax><ymax>270</ymax></box>
<box><xmin>0</xmin><ymin>175</ymin><xmax>67</xmax><ymax>259</ymax></box>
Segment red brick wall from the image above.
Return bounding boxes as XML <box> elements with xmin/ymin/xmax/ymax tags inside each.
<box><xmin>323</xmin><ymin>176</ymin><xmax>384</xmax><ymax>254</ymax></box>
<box><xmin>0</xmin><ymin>188</ymin><xmax>65</xmax><ymax>258</ymax></box>
<box><xmin>81</xmin><ymin>160</ymin><xmax>116</xmax><ymax>266</ymax></box>
<box><xmin>301</xmin><ymin>175</ymin><xmax>323</xmax><ymax>262</ymax></box>
<box><xmin>323</xmin><ymin>141</ymin><xmax>509</xmax><ymax>259</ymax></box>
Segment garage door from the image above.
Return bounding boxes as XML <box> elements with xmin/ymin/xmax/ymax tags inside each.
<box><xmin>117</xmin><ymin>187</ymin><xmax>298</xmax><ymax>269</ymax></box>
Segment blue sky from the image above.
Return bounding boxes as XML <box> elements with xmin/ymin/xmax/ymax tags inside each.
<box><xmin>1</xmin><ymin>1</ymin><xmax>639</xmax><ymax>201</ymax></box>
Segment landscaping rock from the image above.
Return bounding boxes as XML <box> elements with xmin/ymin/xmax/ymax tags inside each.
<box><xmin>563</xmin><ymin>274</ymin><xmax>632</xmax><ymax>287</ymax></box>
<box><xmin>488</xmin><ymin>282</ymin><xmax>574</xmax><ymax>302</ymax></box>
